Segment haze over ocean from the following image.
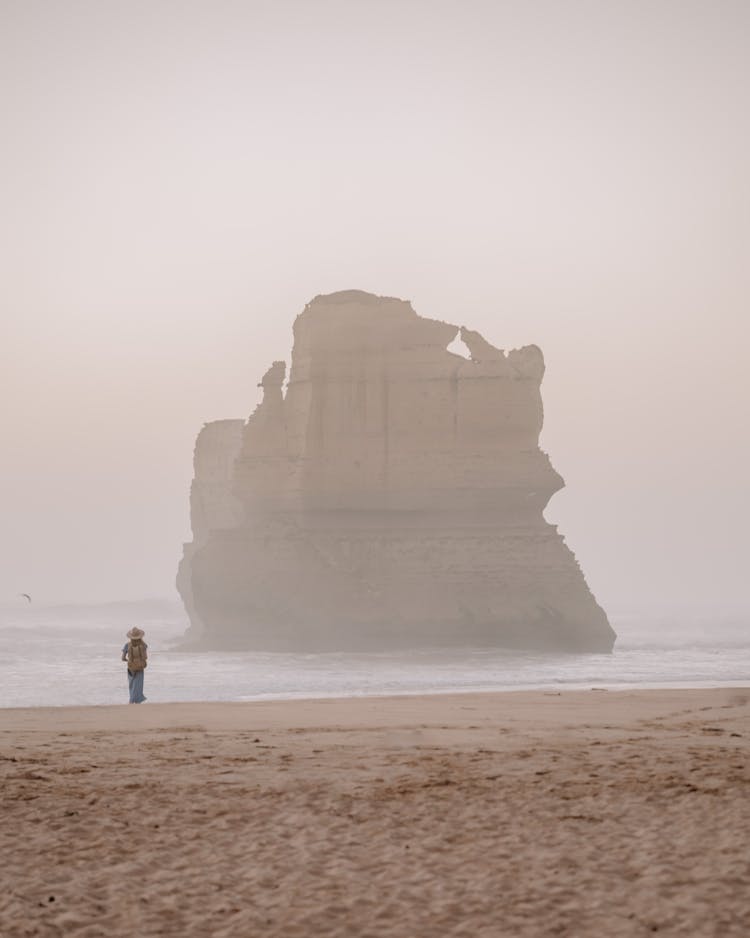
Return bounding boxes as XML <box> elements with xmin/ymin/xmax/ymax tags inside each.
<box><xmin>1</xmin><ymin>600</ymin><xmax>747</xmax><ymax>709</ymax></box>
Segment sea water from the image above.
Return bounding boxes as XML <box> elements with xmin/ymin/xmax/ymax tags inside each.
<box><xmin>1</xmin><ymin>600</ymin><xmax>748</xmax><ymax>708</ymax></box>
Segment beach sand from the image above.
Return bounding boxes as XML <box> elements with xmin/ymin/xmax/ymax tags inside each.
<box><xmin>1</xmin><ymin>688</ymin><xmax>749</xmax><ymax>937</ymax></box>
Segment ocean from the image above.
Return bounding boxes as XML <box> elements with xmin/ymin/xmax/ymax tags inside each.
<box><xmin>2</xmin><ymin>600</ymin><xmax>748</xmax><ymax>708</ymax></box>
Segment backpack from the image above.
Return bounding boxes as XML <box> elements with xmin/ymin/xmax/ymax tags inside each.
<box><xmin>127</xmin><ymin>639</ymin><xmax>147</xmax><ymax>671</ymax></box>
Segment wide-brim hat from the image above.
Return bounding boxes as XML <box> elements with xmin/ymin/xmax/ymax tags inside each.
<box><xmin>127</xmin><ymin>627</ymin><xmax>145</xmax><ymax>640</ymax></box>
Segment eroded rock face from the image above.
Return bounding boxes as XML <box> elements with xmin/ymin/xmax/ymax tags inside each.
<box><xmin>180</xmin><ymin>291</ymin><xmax>614</xmax><ymax>651</ymax></box>
<box><xmin>176</xmin><ymin>419</ymin><xmax>245</xmax><ymax>639</ymax></box>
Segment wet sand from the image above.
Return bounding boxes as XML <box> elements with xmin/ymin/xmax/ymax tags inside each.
<box><xmin>1</xmin><ymin>688</ymin><xmax>749</xmax><ymax>937</ymax></box>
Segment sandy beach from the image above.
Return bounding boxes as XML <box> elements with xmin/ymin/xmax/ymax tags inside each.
<box><xmin>1</xmin><ymin>688</ymin><xmax>749</xmax><ymax>937</ymax></box>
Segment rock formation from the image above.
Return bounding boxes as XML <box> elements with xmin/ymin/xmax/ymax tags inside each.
<box><xmin>176</xmin><ymin>419</ymin><xmax>245</xmax><ymax>639</ymax></box>
<box><xmin>178</xmin><ymin>290</ymin><xmax>614</xmax><ymax>652</ymax></box>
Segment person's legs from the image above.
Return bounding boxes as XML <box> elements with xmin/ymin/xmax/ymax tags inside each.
<box><xmin>130</xmin><ymin>669</ymin><xmax>146</xmax><ymax>704</ymax></box>
<box><xmin>127</xmin><ymin>668</ymin><xmax>146</xmax><ymax>704</ymax></box>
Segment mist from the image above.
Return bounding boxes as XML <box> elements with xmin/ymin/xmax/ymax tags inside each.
<box><xmin>1</xmin><ymin>0</ymin><xmax>748</xmax><ymax>621</ymax></box>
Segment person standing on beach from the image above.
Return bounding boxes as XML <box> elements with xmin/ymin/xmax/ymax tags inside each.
<box><xmin>121</xmin><ymin>627</ymin><xmax>148</xmax><ymax>704</ymax></box>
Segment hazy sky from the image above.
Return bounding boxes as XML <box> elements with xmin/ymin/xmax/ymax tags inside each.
<box><xmin>1</xmin><ymin>0</ymin><xmax>748</xmax><ymax>615</ymax></box>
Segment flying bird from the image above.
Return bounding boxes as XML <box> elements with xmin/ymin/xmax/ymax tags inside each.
<box><xmin>20</xmin><ymin>593</ymin><xmax>31</xmax><ymax>603</ymax></box>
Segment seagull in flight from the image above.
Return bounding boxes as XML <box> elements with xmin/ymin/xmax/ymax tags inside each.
<box><xmin>20</xmin><ymin>593</ymin><xmax>31</xmax><ymax>603</ymax></box>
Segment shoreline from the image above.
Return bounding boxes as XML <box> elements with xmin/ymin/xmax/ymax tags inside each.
<box><xmin>2</xmin><ymin>684</ymin><xmax>749</xmax><ymax>739</ymax></box>
<box><xmin>3</xmin><ymin>678</ymin><xmax>750</xmax><ymax>714</ymax></box>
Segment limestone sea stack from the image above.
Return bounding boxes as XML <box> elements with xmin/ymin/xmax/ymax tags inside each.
<box><xmin>178</xmin><ymin>291</ymin><xmax>615</xmax><ymax>652</ymax></box>
<box><xmin>176</xmin><ymin>419</ymin><xmax>245</xmax><ymax>639</ymax></box>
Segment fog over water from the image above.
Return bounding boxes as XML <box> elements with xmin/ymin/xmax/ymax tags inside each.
<box><xmin>2</xmin><ymin>2</ymin><xmax>749</xmax><ymax>634</ymax></box>
<box><xmin>2</xmin><ymin>600</ymin><xmax>749</xmax><ymax>708</ymax></box>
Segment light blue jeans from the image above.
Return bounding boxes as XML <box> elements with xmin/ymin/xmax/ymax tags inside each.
<box><xmin>127</xmin><ymin>669</ymin><xmax>146</xmax><ymax>704</ymax></box>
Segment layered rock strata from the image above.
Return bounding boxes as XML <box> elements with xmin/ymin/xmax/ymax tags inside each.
<box><xmin>179</xmin><ymin>291</ymin><xmax>614</xmax><ymax>652</ymax></box>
